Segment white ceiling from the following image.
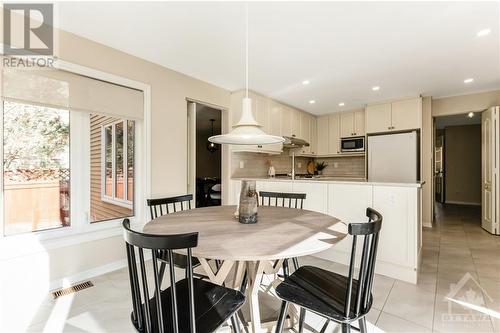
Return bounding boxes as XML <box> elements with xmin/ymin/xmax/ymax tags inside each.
<box><xmin>56</xmin><ymin>2</ymin><xmax>500</xmax><ymax>115</ymax></box>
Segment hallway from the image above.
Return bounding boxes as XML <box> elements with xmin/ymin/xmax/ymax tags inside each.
<box><xmin>420</xmin><ymin>203</ymin><xmax>500</xmax><ymax>332</ymax></box>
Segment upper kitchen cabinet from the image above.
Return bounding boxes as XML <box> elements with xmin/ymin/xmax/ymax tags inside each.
<box><xmin>280</xmin><ymin>105</ymin><xmax>292</xmax><ymax>137</ymax></box>
<box><xmin>268</xmin><ymin>100</ymin><xmax>282</xmax><ymax>136</ymax></box>
<box><xmin>299</xmin><ymin>112</ymin><xmax>311</xmax><ymax>154</ymax></box>
<box><xmin>391</xmin><ymin>98</ymin><xmax>422</xmax><ymax>131</ymax></box>
<box><xmin>317</xmin><ymin>115</ymin><xmax>329</xmax><ymax>155</ymax></box>
<box><xmin>316</xmin><ymin>113</ymin><xmax>341</xmax><ymax>156</ymax></box>
<box><xmin>366</xmin><ymin>103</ymin><xmax>392</xmax><ymax>133</ymax></box>
<box><xmin>291</xmin><ymin>108</ymin><xmax>301</xmax><ymax>138</ymax></box>
<box><xmin>309</xmin><ymin>117</ymin><xmax>317</xmax><ymax>155</ymax></box>
<box><xmin>328</xmin><ymin>113</ymin><xmax>341</xmax><ymax>155</ymax></box>
<box><xmin>340</xmin><ymin>109</ymin><xmax>365</xmax><ymax>138</ymax></box>
<box><xmin>365</xmin><ymin>97</ymin><xmax>422</xmax><ymax>134</ymax></box>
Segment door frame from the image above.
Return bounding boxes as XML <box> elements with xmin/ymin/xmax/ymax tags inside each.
<box><xmin>186</xmin><ymin>99</ymin><xmax>229</xmax><ymax>207</ymax></box>
<box><xmin>482</xmin><ymin>106</ymin><xmax>500</xmax><ymax>234</ymax></box>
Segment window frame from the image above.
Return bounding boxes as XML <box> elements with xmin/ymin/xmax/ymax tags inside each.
<box><xmin>0</xmin><ymin>59</ymin><xmax>151</xmax><ymax>255</ymax></box>
<box><xmin>100</xmin><ymin>119</ymin><xmax>134</xmax><ymax>210</ymax></box>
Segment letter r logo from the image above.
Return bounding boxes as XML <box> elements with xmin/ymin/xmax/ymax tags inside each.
<box><xmin>4</xmin><ymin>3</ymin><xmax>53</xmax><ymax>56</ymax></box>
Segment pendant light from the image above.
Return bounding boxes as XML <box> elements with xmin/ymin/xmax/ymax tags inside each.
<box><xmin>208</xmin><ymin>4</ymin><xmax>285</xmax><ymax>146</ymax></box>
<box><xmin>206</xmin><ymin>119</ymin><xmax>219</xmax><ymax>153</ymax></box>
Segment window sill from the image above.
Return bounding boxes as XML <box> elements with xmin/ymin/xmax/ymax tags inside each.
<box><xmin>0</xmin><ymin>222</ymin><xmax>133</xmax><ymax>262</ymax></box>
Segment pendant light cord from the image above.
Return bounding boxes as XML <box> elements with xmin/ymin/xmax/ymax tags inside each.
<box><xmin>245</xmin><ymin>2</ymin><xmax>249</xmax><ymax>99</ymax></box>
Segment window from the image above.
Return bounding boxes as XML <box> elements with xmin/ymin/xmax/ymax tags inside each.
<box><xmin>3</xmin><ymin>101</ymin><xmax>70</xmax><ymax>236</ymax></box>
<box><xmin>90</xmin><ymin>115</ymin><xmax>134</xmax><ymax>223</ymax></box>
<box><xmin>1</xmin><ymin>66</ymin><xmax>145</xmax><ymax>241</ymax></box>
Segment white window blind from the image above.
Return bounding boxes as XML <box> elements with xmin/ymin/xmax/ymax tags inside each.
<box><xmin>1</xmin><ymin>67</ymin><xmax>143</xmax><ymax>119</ymax></box>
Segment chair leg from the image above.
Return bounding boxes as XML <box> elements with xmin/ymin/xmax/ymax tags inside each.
<box><xmin>341</xmin><ymin>323</ymin><xmax>351</xmax><ymax>333</ymax></box>
<box><xmin>298</xmin><ymin>308</ymin><xmax>306</xmax><ymax>333</ymax></box>
<box><xmin>319</xmin><ymin>320</ymin><xmax>330</xmax><ymax>333</ymax></box>
<box><xmin>359</xmin><ymin>317</ymin><xmax>367</xmax><ymax>333</ymax></box>
<box><xmin>292</xmin><ymin>257</ymin><xmax>300</xmax><ymax>271</ymax></box>
<box><xmin>158</xmin><ymin>262</ymin><xmax>166</xmax><ymax>287</ymax></box>
<box><xmin>275</xmin><ymin>301</ymin><xmax>289</xmax><ymax>333</ymax></box>
<box><xmin>230</xmin><ymin>314</ymin><xmax>241</xmax><ymax>333</ymax></box>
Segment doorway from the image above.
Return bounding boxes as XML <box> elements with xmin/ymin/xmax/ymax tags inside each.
<box><xmin>434</xmin><ymin>107</ymin><xmax>500</xmax><ymax>235</ymax></box>
<box><xmin>187</xmin><ymin>102</ymin><xmax>223</xmax><ymax>208</ymax></box>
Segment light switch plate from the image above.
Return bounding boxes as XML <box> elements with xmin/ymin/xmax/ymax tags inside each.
<box><xmin>239</xmin><ymin>161</ymin><xmax>245</xmax><ymax>169</ymax></box>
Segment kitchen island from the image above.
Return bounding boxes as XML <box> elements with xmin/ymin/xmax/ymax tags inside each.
<box><xmin>229</xmin><ymin>177</ymin><xmax>422</xmax><ymax>284</ymax></box>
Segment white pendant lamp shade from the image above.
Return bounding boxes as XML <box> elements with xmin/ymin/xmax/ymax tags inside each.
<box><xmin>208</xmin><ymin>4</ymin><xmax>284</xmax><ymax>146</ymax></box>
<box><xmin>208</xmin><ymin>98</ymin><xmax>285</xmax><ymax>145</ymax></box>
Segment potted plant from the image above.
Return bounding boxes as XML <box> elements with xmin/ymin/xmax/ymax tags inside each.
<box><xmin>315</xmin><ymin>161</ymin><xmax>328</xmax><ymax>175</ymax></box>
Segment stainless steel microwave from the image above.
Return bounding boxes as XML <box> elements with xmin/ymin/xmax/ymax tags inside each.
<box><xmin>341</xmin><ymin>137</ymin><xmax>365</xmax><ymax>152</ymax></box>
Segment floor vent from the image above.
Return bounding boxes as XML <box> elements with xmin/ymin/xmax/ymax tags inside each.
<box><xmin>52</xmin><ymin>281</ymin><xmax>94</xmax><ymax>299</ymax></box>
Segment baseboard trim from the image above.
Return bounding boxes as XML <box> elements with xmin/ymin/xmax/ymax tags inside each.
<box><xmin>49</xmin><ymin>259</ymin><xmax>127</xmax><ymax>291</ymax></box>
<box><xmin>49</xmin><ymin>252</ymin><xmax>152</xmax><ymax>291</ymax></box>
<box><xmin>445</xmin><ymin>200</ymin><xmax>481</xmax><ymax>206</ymax></box>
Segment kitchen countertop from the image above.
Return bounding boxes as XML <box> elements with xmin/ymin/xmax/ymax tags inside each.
<box><xmin>232</xmin><ymin>176</ymin><xmax>424</xmax><ymax>188</ymax></box>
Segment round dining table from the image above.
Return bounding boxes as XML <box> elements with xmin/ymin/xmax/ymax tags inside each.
<box><xmin>142</xmin><ymin>205</ymin><xmax>348</xmax><ymax>333</ymax></box>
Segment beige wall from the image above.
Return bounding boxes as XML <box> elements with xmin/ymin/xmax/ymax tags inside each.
<box><xmin>432</xmin><ymin>90</ymin><xmax>500</xmax><ymax>116</ymax></box>
<box><xmin>444</xmin><ymin>125</ymin><xmax>481</xmax><ymax>205</ymax></box>
<box><xmin>421</xmin><ymin>97</ymin><xmax>433</xmax><ymax>227</ymax></box>
<box><xmin>0</xmin><ymin>18</ymin><xmax>231</xmax><ymax>332</ymax></box>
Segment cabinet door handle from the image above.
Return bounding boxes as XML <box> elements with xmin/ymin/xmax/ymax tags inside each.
<box><xmin>292</xmin><ymin>134</ymin><xmax>296</xmax><ymax>137</ymax></box>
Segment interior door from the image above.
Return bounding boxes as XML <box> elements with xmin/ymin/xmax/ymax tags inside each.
<box><xmin>481</xmin><ymin>107</ymin><xmax>498</xmax><ymax>234</ymax></box>
<box><xmin>187</xmin><ymin>102</ymin><xmax>197</xmax><ymax>206</ymax></box>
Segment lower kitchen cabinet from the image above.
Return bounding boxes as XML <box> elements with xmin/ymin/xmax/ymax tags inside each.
<box><xmin>292</xmin><ymin>182</ymin><xmax>328</xmax><ymax>213</ymax></box>
<box><xmin>229</xmin><ymin>179</ymin><xmax>421</xmax><ymax>283</ymax></box>
<box><xmin>372</xmin><ymin>185</ymin><xmax>418</xmax><ymax>268</ymax></box>
<box><xmin>328</xmin><ymin>184</ymin><xmax>373</xmax><ymax>254</ymax></box>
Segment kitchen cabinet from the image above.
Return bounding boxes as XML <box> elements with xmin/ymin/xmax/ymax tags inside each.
<box><xmin>299</xmin><ymin>113</ymin><xmax>311</xmax><ymax>154</ymax></box>
<box><xmin>366</xmin><ymin>98</ymin><xmax>422</xmax><ymax>134</ymax></box>
<box><xmin>328</xmin><ymin>184</ymin><xmax>373</xmax><ymax>254</ymax></box>
<box><xmin>391</xmin><ymin>98</ymin><xmax>422</xmax><ymax>131</ymax></box>
<box><xmin>309</xmin><ymin>116</ymin><xmax>317</xmax><ymax>155</ymax></box>
<box><xmin>317</xmin><ymin>116</ymin><xmax>329</xmax><ymax>155</ymax></box>
<box><xmin>229</xmin><ymin>179</ymin><xmax>422</xmax><ymax>283</ymax></box>
<box><xmin>340</xmin><ymin>109</ymin><xmax>365</xmax><ymax>138</ymax></box>
<box><xmin>280</xmin><ymin>105</ymin><xmax>292</xmax><ymax>137</ymax></box>
<box><xmin>366</xmin><ymin>103</ymin><xmax>392</xmax><ymax>133</ymax></box>
<box><xmin>328</xmin><ymin>113</ymin><xmax>341</xmax><ymax>155</ymax></box>
<box><xmin>372</xmin><ymin>185</ymin><xmax>418</xmax><ymax>268</ymax></box>
<box><xmin>269</xmin><ymin>100</ymin><xmax>282</xmax><ymax>136</ymax></box>
<box><xmin>292</xmin><ymin>182</ymin><xmax>328</xmax><ymax>213</ymax></box>
<box><xmin>291</xmin><ymin>108</ymin><xmax>301</xmax><ymax>138</ymax></box>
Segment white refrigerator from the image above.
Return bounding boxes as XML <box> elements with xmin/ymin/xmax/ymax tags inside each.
<box><xmin>368</xmin><ymin>131</ymin><xmax>419</xmax><ymax>183</ymax></box>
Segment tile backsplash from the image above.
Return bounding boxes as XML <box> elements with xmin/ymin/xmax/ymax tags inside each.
<box><xmin>314</xmin><ymin>156</ymin><xmax>365</xmax><ymax>177</ymax></box>
<box><xmin>231</xmin><ymin>151</ymin><xmax>365</xmax><ymax>178</ymax></box>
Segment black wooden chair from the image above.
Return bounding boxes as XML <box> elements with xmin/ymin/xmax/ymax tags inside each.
<box><xmin>146</xmin><ymin>195</ymin><xmax>203</xmax><ymax>279</ymax></box>
<box><xmin>274</xmin><ymin>208</ymin><xmax>383</xmax><ymax>333</ymax></box>
<box><xmin>259</xmin><ymin>191</ymin><xmax>306</xmax><ymax>209</ymax></box>
<box><xmin>259</xmin><ymin>191</ymin><xmax>306</xmax><ymax>271</ymax></box>
<box><xmin>123</xmin><ymin>219</ymin><xmax>245</xmax><ymax>333</ymax></box>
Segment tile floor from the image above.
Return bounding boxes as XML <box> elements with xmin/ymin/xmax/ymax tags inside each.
<box><xmin>26</xmin><ymin>203</ymin><xmax>500</xmax><ymax>333</ymax></box>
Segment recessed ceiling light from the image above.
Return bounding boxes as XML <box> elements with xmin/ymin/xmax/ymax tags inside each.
<box><xmin>464</xmin><ymin>78</ymin><xmax>474</xmax><ymax>84</ymax></box>
<box><xmin>468</xmin><ymin>112</ymin><xmax>474</xmax><ymax>118</ymax></box>
<box><xmin>477</xmin><ymin>29</ymin><xmax>491</xmax><ymax>37</ymax></box>
<box><xmin>338</xmin><ymin>102</ymin><xmax>345</xmax><ymax>106</ymax></box>
<box><xmin>309</xmin><ymin>100</ymin><xmax>316</xmax><ymax>104</ymax></box>
<box><xmin>302</xmin><ymin>80</ymin><xmax>310</xmax><ymax>85</ymax></box>
<box><xmin>372</xmin><ymin>86</ymin><xmax>380</xmax><ymax>91</ymax></box>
